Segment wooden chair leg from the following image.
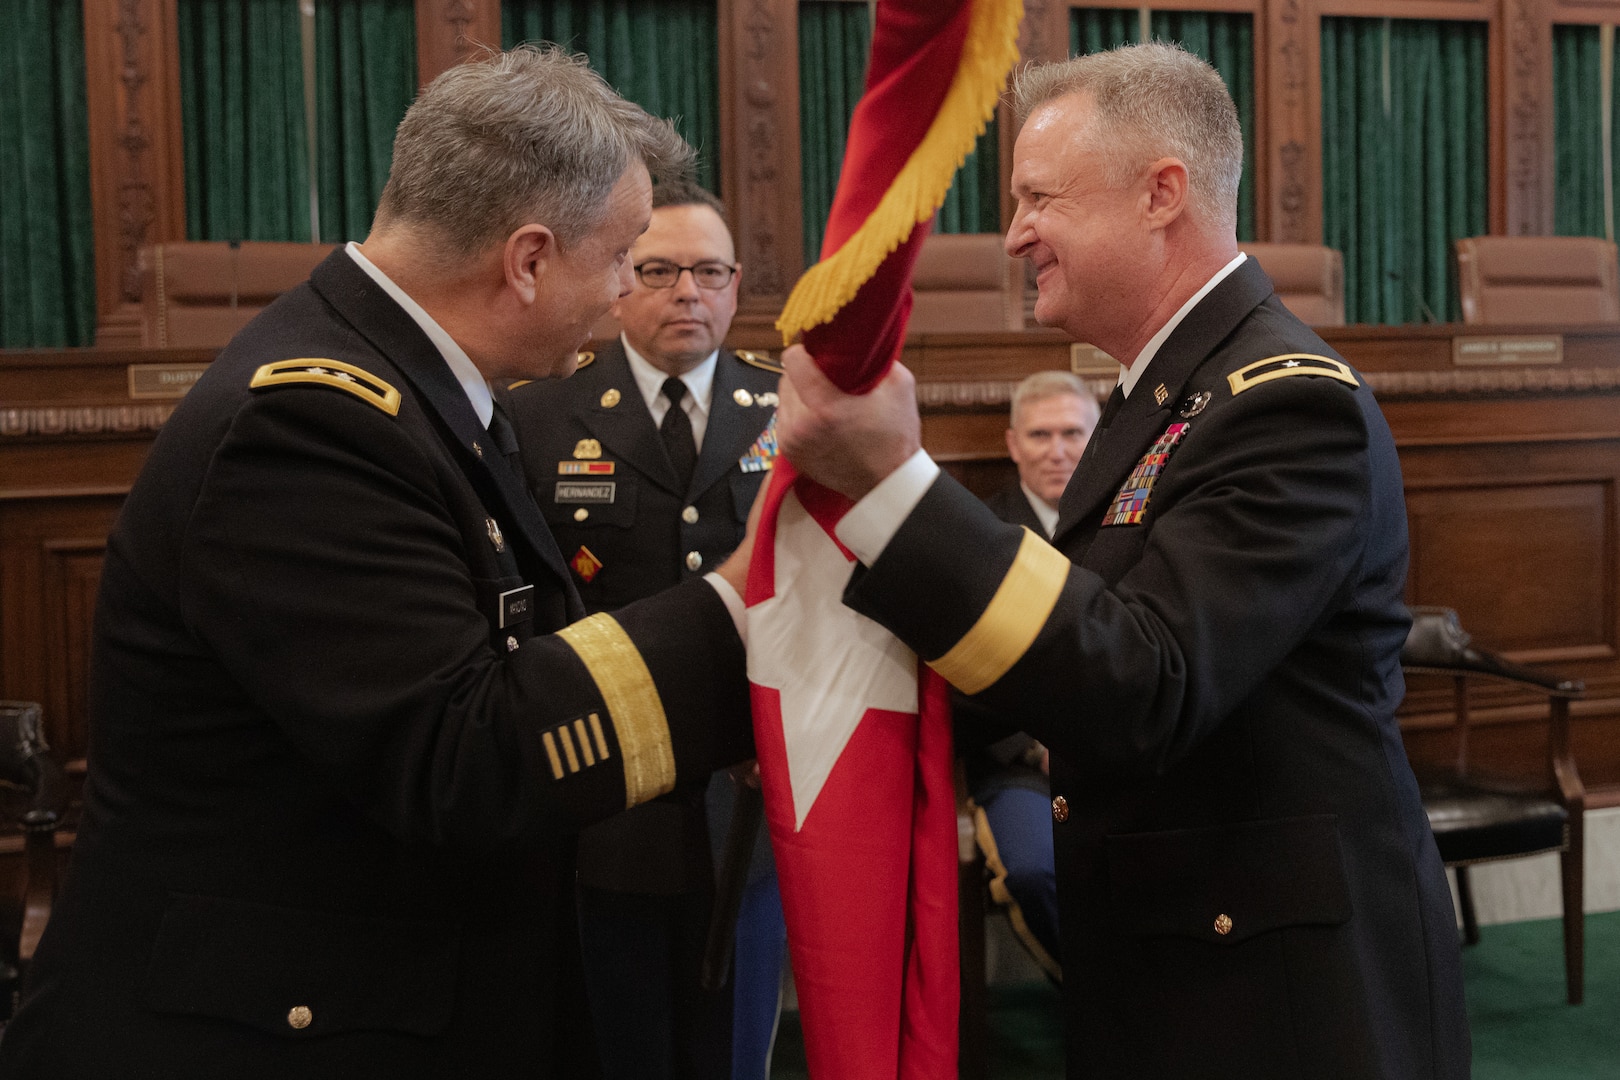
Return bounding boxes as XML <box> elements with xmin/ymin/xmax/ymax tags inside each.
<box><xmin>1560</xmin><ymin>821</ymin><xmax>1585</xmax><ymax>1005</ymax></box>
<box><xmin>1454</xmin><ymin>865</ymin><xmax>1481</xmax><ymax>946</ymax></box>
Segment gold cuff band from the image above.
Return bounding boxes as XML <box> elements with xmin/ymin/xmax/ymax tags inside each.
<box><xmin>558</xmin><ymin>613</ymin><xmax>675</xmax><ymax>808</ymax></box>
<box><xmin>928</xmin><ymin>527</ymin><xmax>1069</xmax><ymax>694</ymax></box>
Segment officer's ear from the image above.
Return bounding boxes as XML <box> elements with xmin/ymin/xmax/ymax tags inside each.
<box><xmin>504</xmin><ymin>223</ymin><xmax>558</xmax><ymax>306</ymax></box>
<box><xmin>1140</xmin><ymin>157</ymin><xmax>1189</xmax><ymax>232</ymax></box>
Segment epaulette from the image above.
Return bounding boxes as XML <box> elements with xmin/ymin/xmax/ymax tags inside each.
<box><xmin>734</xmin><ymin>349</ymin><xmax>781</xmax><ymax>373</ymax></box>
<box><xmin>249</xmin><ymin>359</ymin><xmax>401</xmax><ymax>415</ymax></box>
<box><xmin>1227</xmin><ymin>354</ymin><xmax>1358</xmax><ymax>396</ymax></box>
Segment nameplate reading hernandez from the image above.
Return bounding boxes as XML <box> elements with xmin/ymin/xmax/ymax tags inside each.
<box><xmin>128</xmin><ymin>363</ymin><xmax>209</xmax><ymax>399</ymax></box>
<box><xmin>1452</xmin><ymin>335</ymin><xmax>1563</xmax><ymax>367</ymax></box>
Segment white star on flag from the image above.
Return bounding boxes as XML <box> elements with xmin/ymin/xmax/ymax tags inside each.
<box><xmin>747</xmin><ymin>488</ymin><xmax>919</xmax><ymax>829</ymax></box>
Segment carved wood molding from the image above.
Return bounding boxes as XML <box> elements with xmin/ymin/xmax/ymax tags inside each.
<box><xmin>414</xmin><ymin>0</ymin><xmax>500</xmax><ymax>87</ymax></box>
<box><xmin>721</xmin><ymin>0</ymin><xmax>802</xmax><ymax>314</ymax></box>
<box><xmin>0</xmin><ymin>405</ymin><xmax>178</xmax><ymax>440</ymax></box>
<box><xmin>1365</xmin><ymin>365</ymin><xmax>1620</xmax><ymax>397</ymax></box>
<box><xmin>83</xmin><ymin>0</ymin><xmax>185</xmax><ymax>345</ymax></box>
<box><xmin>1505</xmin><ymin>0</ymin><xmax>1553</xmax><ymax>235</ymax></box>
<box><xmin>1266</xmin><ymin>0</ymin><xmax>1317</xmax><ymax>243</ymax></box>
<box><xmin>916</xmin><ymin>367</ymin><xmax>1620</xmax><ymax>411</ymax></box>
<box><xmin>113</xmin><ymin>0</ymin><xmax>155</xmax><ymax>305</ymax></box>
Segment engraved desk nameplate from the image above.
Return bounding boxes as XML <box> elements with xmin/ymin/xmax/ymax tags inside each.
<box><xmin>1452</xmin><ymin>334</ymin><xmax>1563</xmax><ymax>367</ymax></box>
<box><xmin>128</xmin><ymin>363</ymin><xmax>210</xmax><ymax>399</ymax></box>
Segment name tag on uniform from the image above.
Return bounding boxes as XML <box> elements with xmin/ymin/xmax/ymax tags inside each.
<box><xmin>499</xmin><ymin>585</ymin><xmax>536</xmax><ymax>629</ymax></box>
<box><xmin>555</xmin><ymin>481</ymin><xmax>616</xmax><ymax>503</ymax></box>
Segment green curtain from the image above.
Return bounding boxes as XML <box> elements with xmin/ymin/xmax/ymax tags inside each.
<box><xmin>798</xmin><ymin>2</ymin><xmax>1002</xmax><ymax>263</ymax></box>
<box><xmin>798</xmin><ymin>2</ymin><xmax>869</xmax><ymax>262</ymax></box>
<box><xmin>1321</xmin><ymin>18</ymin><xmax>1487</xmax><ymax>324</ymax></box>
<box><xmin>0</xmin><ymin>0</ymin><xmax>94</xmax><ymax>347</ymax></box>
<box><xmin>178</xmin><ymin>0</ymin><xmax>310</xmax><ymax>241</ymax></box>
<box><xmin>1552</xmin><ymin>24</ymin><xmax>1617</xmax><ymax>239</ymax></box>
<box><xmin>503</xmin><ymin>1</ymin><xmax>721</xmax><ymax>193</ymax></box>
<box><xmin>1070</xmin><ymin>8</ymin><xmax>1256</xmax><ymax>241</ymax></box>
<box><xmin>314</xmin><ymin>0</ymin><xmax>416</xmax><ymax>242</ymax></box>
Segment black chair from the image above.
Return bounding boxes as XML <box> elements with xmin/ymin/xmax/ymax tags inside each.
<box><xmin>0</xmin><ymin>702</ymin><xmax>68</xmax><ymax>1019</ymax></box>
<box><xmin>1400</xmin><ymin>608</ymin><xmax>1587</xmax><ymax>1004</ymax></box>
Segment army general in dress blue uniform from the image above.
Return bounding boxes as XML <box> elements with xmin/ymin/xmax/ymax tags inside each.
<box><xmin>776</xmin><ymin>43</ymin><xmax>1470</xmax><ymax>1080</ymax></box>
<box><xmin>505</xmin><ymin>179</ymin><xmax>784</xmax><ymax>1080</ymax></box>
<box><xmin>0</xmin><ymin>48</ymin><xmax>758</xmax><ymax>1080</ymax></box>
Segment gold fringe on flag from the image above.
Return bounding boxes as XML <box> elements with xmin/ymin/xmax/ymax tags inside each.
<box><xmin>776</xmin><ymin>0</ymin><xmax>1025</xmax><ymax>343</ymax></box>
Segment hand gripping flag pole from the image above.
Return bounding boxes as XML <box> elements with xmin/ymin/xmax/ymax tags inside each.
<box><xmin>744</xmin><ymin>1</ymin><xmax>1023</xmax><ymax>1076</ymax></box>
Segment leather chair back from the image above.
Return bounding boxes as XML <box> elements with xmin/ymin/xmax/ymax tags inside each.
<box><xmin>139</xmin><ymin>241</ymin><xmax>336</xmax><ymax>348</ymax></box>
<box><xmin>1455</xmin><ymin>235</ymin><xmax>1620</xmax><ymax>325</ymax></box>
<box><xmin>909</xmin><ymin>233</ymin><xmax>1025</xmax><ymax>333</ymax></box>
<box><xmin>1242</xmin><ymin>243</ymin><xmax>1346</xmax><ymax>327</ymax></box>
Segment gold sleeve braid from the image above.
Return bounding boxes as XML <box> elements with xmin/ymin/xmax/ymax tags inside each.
<box><xmin>556</xmin><ymin>613</ymin><xmax>675</xmax><ymax>808</ymax></box>
<box><xmin>927</xmin><ymin>527</ymin><xmax>1071</xmax><ymax>695</ymax></box>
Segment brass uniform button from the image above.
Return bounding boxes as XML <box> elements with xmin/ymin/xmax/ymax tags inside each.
<box><xmin>1214</xmin><ymin>913</ymin><xmax>1233</xmax><ymax>936</ymax></box>
<box><xmin>1051</xmin><ymin>795</ymin><xmax>1069</xmax><ymax>823</ymax></box>
<box><xmin>600</xmin><ymin>388</ymin><xmax>621</xmax><ymax>408</ymax></box>
<box><xmin>682</xmin><ymin>506</ymin><xmax>699</xmax><ymax>524</ymax></box>
<box><xmin>574</xmin><ymin>508</ymin><xmax>589</xmax><ymax>522</ymax></box>
<box><xmin>287</xmin><ymin>1005</ymin><xmax>312</xmax><ymax>1029</ymax></box>
<box><xmin>506</xmin><ymin>635</ymin><xmax>519</xmax><ymax>652</ymax></box>
<box><xmin>685</xmin><ymin>551</ymin><xmax>703</xmax><ymax>571</ymax></box>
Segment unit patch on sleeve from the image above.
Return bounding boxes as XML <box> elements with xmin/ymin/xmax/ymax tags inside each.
<box><xmin>1102</xmin><ymin>422</ymin><xmax>1192</xmax><ymax>527</ymax></box>
<box><xmin>571</xmin><ymin>546</ymin><xmax>604</xmax><ymax>583</ymax></box>
<box><xmin>739</xmin><ymin>414</ymin><xmax>779</xmax><ymax>474</ymax></box>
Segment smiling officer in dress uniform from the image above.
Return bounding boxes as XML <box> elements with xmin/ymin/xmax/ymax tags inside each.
<box><xmin>775</xmin><ymin>43</ymin><xmax>1469</xmax><ymax>1080</ymax></box>
<box><xmin>506</xmin><ymin>179</ymin><xmax>782</xmax><ymax>1080</ymax></box>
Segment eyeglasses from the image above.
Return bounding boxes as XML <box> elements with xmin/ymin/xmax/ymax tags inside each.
<box><xmin>633</xmin><ymin>260</ymin><xmax>737</xmax><ymax>290</ymax></box>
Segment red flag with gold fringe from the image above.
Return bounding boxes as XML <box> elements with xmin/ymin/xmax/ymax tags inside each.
<box><xmin>744</xmin><ymin>1</ymin><xmax>1023</xmax><ymax>1075</ymax></box>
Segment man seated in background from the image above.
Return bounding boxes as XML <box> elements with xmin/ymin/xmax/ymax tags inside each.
<box><xmin>1</xmin><ymin>47</ymin><xmax>760</xmax><ymax>1080</ymax></box>
<box><xmin>965</xmin><ymin>369</ymin><xmax>1100</xmax><ymax>974</ymax></box>
<box><xmin>506</xmin><ymin>179</ymin><xmax>786</xmax><ymax>1080</ymax></box>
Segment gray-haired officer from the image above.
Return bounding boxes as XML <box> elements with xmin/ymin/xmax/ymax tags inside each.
<box><xmin>1</xmin><ymin>47</ymin><xmax>757</xmax><ymax>1080</ymax></box>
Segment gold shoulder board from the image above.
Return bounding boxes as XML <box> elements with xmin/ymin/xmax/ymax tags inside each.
<box><xmin>1227</xmin><ymin>354</ymin><xmax>1358</xmax><ymax>396</ymax></box>
<box><xmin>250</xmin><ymin>358</ymin><xmax>401</xmax><ymax>416</ymax></box>
<box><xmin>735</xmin><ymin>349</ymin><xmax>781</xmax><ymax>373</ymax></box>
<box><xmin>575</xmin><ymin>351</ymin><xmax>596</xmax><ymax>370</ymax></box>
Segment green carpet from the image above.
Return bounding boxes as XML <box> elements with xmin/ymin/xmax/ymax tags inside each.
<box><xmin>770</xmin><ymin>910</ymin><xmax>1620</xmax><ymax>1078</ymax></box>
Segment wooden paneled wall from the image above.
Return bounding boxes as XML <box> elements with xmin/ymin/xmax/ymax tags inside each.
<box><xmin>80</xmin><ymin>0</ymin><xmax>1620</xmax><ymax>344</ymax></box>
<box><xmin>8</xmin><ymin>329</ymin><xmax>1620</xmax><ymax>804</ymax></box>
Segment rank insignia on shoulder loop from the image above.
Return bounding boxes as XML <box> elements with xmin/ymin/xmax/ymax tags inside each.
<box><xmin>559</xmin><ymin>460</ymin><xmax>615</xmax><ymax>475</ymax></box>
<box><xmin>571</xmin><ymin>545</ymin><xmax>603</xmax><ymax>583</ymax></box>
<box><xmin>573</xmin><ymin>438</ymin><xmax>602</xmax><ymax>460</ymax></box>
<box><xmin>1179</xmin><ymin>390</ymin><xmax>1212</xmax><ymax>418</ymax></box>
<box><xmin>738</xmin><ymin>414</ymin><xmax>778</xmax><ymax>474</ymax></box>
<box><xmin>1228</xmin><ymin>354</ymin><xmax>1358</xmax><ymax>396</ymax></box>
<box><xmin>249</xmin><ymin>358</ymin><xmax>402</xmax><ymax>416</ymax></box>
<box><xmin>1102</xmin><ymin>422</ymin><xmax>1192</xmax><ymax>527</ymax></box>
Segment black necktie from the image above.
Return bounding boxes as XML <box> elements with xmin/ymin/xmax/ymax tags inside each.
<box><xmin>486</xmin><ymin>400</ymin><xmax>524</xmax><ymax>480</ymax></box>
<box><xmin>1098</xmin><ymin>384</ymin><xmax>1125</xmax><ymax>430</ymax></box>
<box><xmin>660</xmin><ymin>377</ymin><xmax>697</xmax><ymax>491</ymax></box>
